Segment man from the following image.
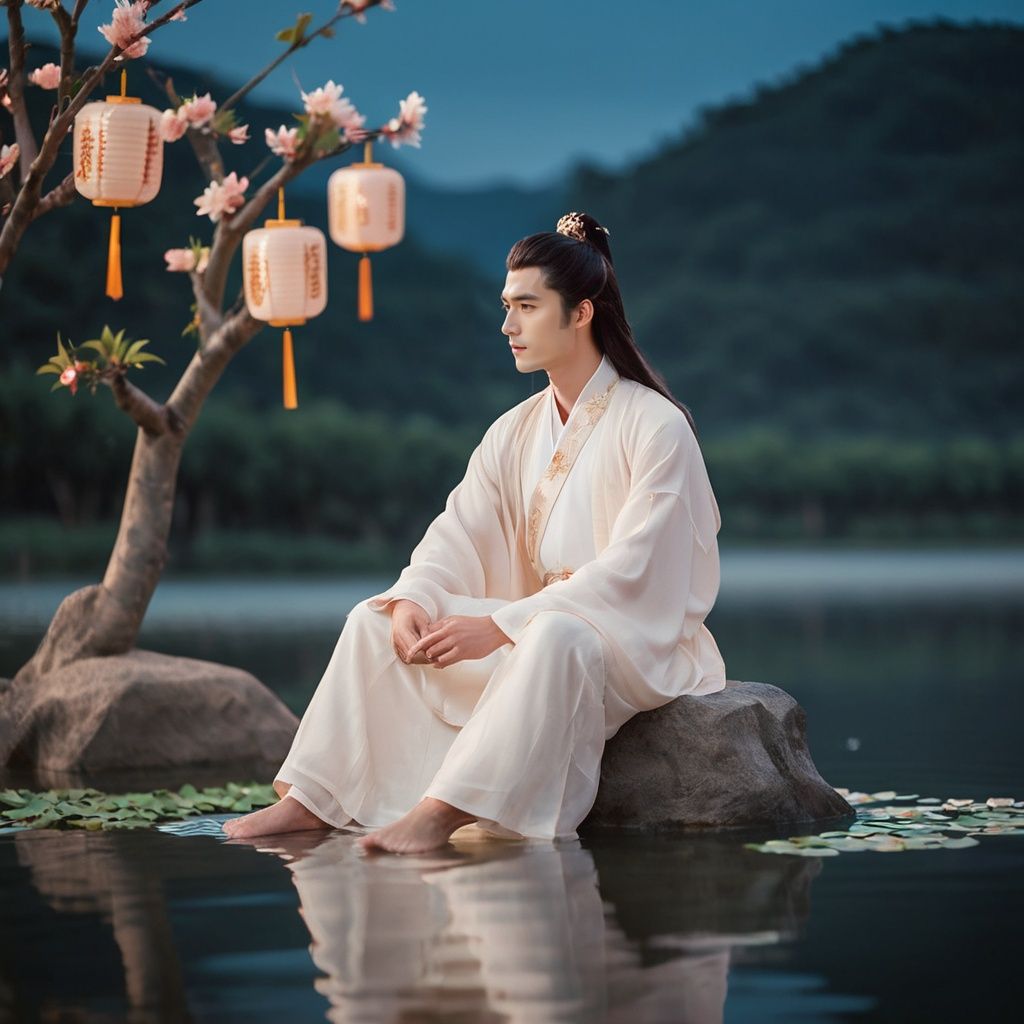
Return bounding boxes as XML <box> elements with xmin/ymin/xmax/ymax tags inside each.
<box><xmin>224</xmin><ymin>212</ymin><xmax>727</xmax><ymax>852</ymax></box>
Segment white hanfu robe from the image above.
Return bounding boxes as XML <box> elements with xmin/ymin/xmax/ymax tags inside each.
<box><xmin>275</xmin><ymin>354</ymin><xmax>727</xmax><ymax>840</ymax></box>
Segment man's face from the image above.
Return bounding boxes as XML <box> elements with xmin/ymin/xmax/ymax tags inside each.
<box><xmin>500</xmin><ymin>267</ymin><xmax>580</xmax><ymax>375</ymax></box>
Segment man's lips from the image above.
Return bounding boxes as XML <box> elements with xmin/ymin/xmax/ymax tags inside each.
<box><xmin>510</xmin><ymin>343</ymin><xmax>526</xmax><ymax>351</ymax></box>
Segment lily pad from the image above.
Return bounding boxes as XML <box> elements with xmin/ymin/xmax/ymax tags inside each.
<box><xmin>744</xmin><ymin>787</ymin><xmax>1021</xmax><ymax>859</ymax></box>
<box><xmin>0</xmin><ymin>782</ymin><xmax>277</xmax><ymax>832</ymax></box>
<box><xmin>940</xmin><ymin>836</ymin><xmax>981</xmax><ymax>849</ymax></box>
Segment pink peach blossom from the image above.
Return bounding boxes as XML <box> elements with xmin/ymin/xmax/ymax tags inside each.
<box><xmin>381</xmin><ymin>90</ymin><xmax>427</xmax><ymax>149</ymax></box>
<box><xmin>194</xmin><ymin>171</ymin><xmax>248</xmax><ymax>223</ymax></box>
<box><xmin>264</xmin><ymin>125</ymin><xmax>298</xmax><ymax>160</ymax></box>
<box><xmin>0</xmin><ymin>143</ymin><xmax>18</xmax><ymax>179</ymax></box>
<box><xmin>98</xmin><ymin>1</ymin><xmax>151</xmax><ymax>62</ymax></box>
<box><xmin>59</xmin><ymin>366</ymin><xmax>79</xmax><ymax>395</ymax></box>
<box><xmin>164</xmin><ymin>248</ymin><xmax>197</xmax><ymax>272</ymax></box>
<box><xmin>181</xmin><ymin>92</ymin><xmax>217</xmax><ymax>127</ymax></box>
<box><xmin>159</xmin><ymin>107</ymin><xmax>188</xmax><ymax>142</ymax></box>
<box><xmin>228</xmin><ymin>124</ymin><xmax>250</xmax><ymax>145</ymax></box>
<box><xmin>337</xmin><ymin>105</ymin><xmax>366</xmax><ymax>135</ymax></box>
<box><xmin>301</xmin><ymin>79</ymin><xmax>362</xmax><ymax>130</ymax></box>
<box><xmin>344</xmin><ymin>0</ymin><xmax>396</xmax><ymax>25</ymax></box>
<box><xmin>345</xmin><ymin>0</ymin><xmax>371</xmax><ymax>24</ymax></box>
<box><xmin>170</xmin><ymin>4</ymin><xmax>187</xmax><ymax>20</ymax></box>
<box><xmin>28</xmin><ymin>63</ymin><xmax>61</xmax><ymax>90</ymax></box>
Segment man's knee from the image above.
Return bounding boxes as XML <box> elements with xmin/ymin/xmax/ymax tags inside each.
<box><xmin>346</xmin><ymin>598</ymin><xmax>390</xmax><ymax>634</ymax></box>
<box><xmin>523</xmin><ymin>610</ymin><xmax>605</xmax><ymax>662</ymax></box>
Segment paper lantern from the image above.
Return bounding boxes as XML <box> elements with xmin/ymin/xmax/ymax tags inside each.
<box><xmin>73</xmin><ymin>69</ymin><xmax>163</xmax><ymax>301</ymax></box>
<box><xmin>327</xmin><ymin>140</ymin><xmax>404</xmax><ymax>321</ymax></box>
<box><xmin>242</xmin><ymin>188</ymin><xmax>328</xmax><ymax>410</ymax></box>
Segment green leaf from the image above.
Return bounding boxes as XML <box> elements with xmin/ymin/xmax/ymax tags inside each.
<box><xmin>210</xmin><ymin>108</ymin><xmax>238</xmax><ymax>135</ymax></box>
<box><xmin>313</xmin><ymin>127</ymin><xmax>341</xmax><ymax>154</ymax></box>
<box><xmin>276</xmin><ymin>12</ymin><xmax>311</xmax><ymax>45</ymax></box>
<box><xmin>36</xmin><ymin>364</ymin><xmax>61</xmax><ymax>375</ymax></box>
<box><xmin>123</xmin><ymin>338</ymin><xmax>150</xmax><ymax>363</ymax></box>
<box><xmin>940</xmin><ymin>836</ymin><xmax>981</xmax><ymax>849</ymax></box>
<box><xmin>3</xmin><ymin>796</ymin><xmax>55</xmax><ymax>820</ymax></box>
<box><xmin>130</xmin><ymin>352</ymin><xmax>166</xmax><ymax>366</ymax></box>
<box><xmin>26</xmin><ymin>810</ymin><xmax>64</xmax><ymax>830</ymax></box>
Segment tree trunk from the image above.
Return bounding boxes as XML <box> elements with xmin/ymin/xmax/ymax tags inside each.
<box><xmin>9</xmin><ymin>304</ymin><xmax>264</xmax><ymax>699</ymax></box>
<box><xmin>13</xmin><ymin>426</ymin><xmax>186</xmax><ymax>687</ymax></box>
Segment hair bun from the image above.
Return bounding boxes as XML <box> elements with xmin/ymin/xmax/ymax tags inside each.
<box><xmin>555</xmin><ymin>211</ymin><xmax>613</xmax><ymax>264</ymax></box>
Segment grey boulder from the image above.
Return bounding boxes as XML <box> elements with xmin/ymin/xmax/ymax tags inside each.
<box><xmin>583</xmin><ymin>679</ymin><xmax>854</xmax><ymax>831</ymax></box>
<box><xmin>0</xmin><ymin>649</ymin><xmax>297</xmax><ymax>773</ymax></box>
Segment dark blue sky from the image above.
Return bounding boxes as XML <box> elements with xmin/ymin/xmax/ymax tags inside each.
<box><xmin>11</xmin><ymin>0</ymin><xmax>1024</xmax><ymax>188</ymax></box>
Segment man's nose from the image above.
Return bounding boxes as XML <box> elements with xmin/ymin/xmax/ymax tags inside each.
<box><xmin>502</xmin><ymin>314</ymin><xmax>518</xmax><ymax>336</ymax></box>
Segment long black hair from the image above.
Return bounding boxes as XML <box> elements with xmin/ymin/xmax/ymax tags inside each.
<box><xmin>506</xmin><ymin>211</ymin><xmax>699</xmax><ymax>441</ymax></box>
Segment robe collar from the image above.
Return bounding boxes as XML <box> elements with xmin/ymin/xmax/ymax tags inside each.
<box><xmin>548</xmin><ymin>354</ymin><xmax>619</xmax><ymax>452</ymax></box>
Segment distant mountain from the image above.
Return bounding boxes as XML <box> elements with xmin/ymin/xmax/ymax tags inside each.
<box><xmin>3</xmin><ymin>21</ymin><xmax>1021</xmax><ymax>441</ymax></box>
<box><xmin>562</xmin><ymin>19</ymin><xmax>1024</xmax><ymax>440</ymax></box>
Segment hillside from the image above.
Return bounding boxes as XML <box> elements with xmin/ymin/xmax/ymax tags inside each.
<box><xmin>2</xmin><ymin>20</ymin><xmax>1020</xmax><ymax>442</ymax></box>
<box><xmin>564</xmin><ymin>19</ymin><xmax>1023</xmax><ymax>439</ymax></box>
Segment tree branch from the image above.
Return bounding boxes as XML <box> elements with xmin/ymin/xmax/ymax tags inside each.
<box><xmin>49</xmin><ymin>1</ymin><xmax>77</xmax><ymax>112</ymax></box>
<box><xmin>6</xmin><ymin>0</ymin><xmax>40</xmax><ymax>172</ymax></box>
<box><xmin>191</xmin><ymin>268</ymin><xmax>223</xmax><ymax>343</ymax></box>
<box><xmin>32</xmin><ymin>170</ymin><xmax>77</xmax><ymax>219</ymax></box>
<box><xmin>70</xmin><ymin>1</ymin><xmax>91</xmax><ymax>30</ymax></box>
<box><xmin>107</xmin><ymin>370</ymin><xmax>184</xmax><ymax>438</ymax></box>
<box><xmin>218</xmin><ymin>1</ymin><xmax>382</xmax><ymax>115</ymax></box>
<box><xmin>0</xmin><ymin>0</ymin><xmax>207</xmax><ymax>274</ymax></box>
<box><xmin>166</xmin><ymin>303</ymin><xmax>264</xmax><ymax>430</ymax></box>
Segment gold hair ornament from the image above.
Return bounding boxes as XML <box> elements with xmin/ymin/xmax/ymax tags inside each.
<box><xmin>556</xmin><ymin>211</ymin><xmax>611</xmax><ymax>243</ymax></box>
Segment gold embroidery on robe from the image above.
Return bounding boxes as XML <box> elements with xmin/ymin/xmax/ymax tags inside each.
<box><xmin>542</xmin><ymin>567</ymin><xmax>575</xmax><ymax>586</ymax></box>
<box><xmin>527</xmin><ymin>376</ymin><xmax>619</xmax><ymax>577</ymax></box>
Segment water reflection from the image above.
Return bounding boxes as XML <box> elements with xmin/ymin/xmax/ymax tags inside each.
<box><xmin>10</xmin><ymin>829</ymin><xmax>191</xmax><ymax>1022</ymax></box>
<box><xmin>230</xmin><ymin>827</ymin><xmax>819</xmax><ymax>1023</ymax></box>
<box><xmin>6</xmin><ymin>823</ymin><xmax>822</xmax><ymax>1023</ymax></box>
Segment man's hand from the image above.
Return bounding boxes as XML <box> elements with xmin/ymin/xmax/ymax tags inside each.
<box><xmin>389</xmin><ymin>599</ymin><xmax>433</xmax><ymax>664</ymax></box>
<box><xmin>406</xmin><ymin>615</ymin><xmax>512</xmax><ymax>668</ymax></box>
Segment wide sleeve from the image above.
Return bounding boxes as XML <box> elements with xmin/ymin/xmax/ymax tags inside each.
<box><xmin>488</xmin><ymin>417</ymin><xmax>721</xmax><ymax>685</ymax></box>
<box><xmin>366</xmin><ymin>419</ymin><xmax>511</xmax><ymax>621</ymax></box>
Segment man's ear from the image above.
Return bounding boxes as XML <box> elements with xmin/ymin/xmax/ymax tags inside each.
<box><xmin>576</xmin><ymin>299</ymin><xmax>594</xmax><ymax>328</ymax></box>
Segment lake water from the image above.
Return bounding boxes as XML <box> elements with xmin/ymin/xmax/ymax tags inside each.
<box><xmin>1</xmin><ymin>548</ymin><xmax>1021</xmax><ymax>1021</ymax></box>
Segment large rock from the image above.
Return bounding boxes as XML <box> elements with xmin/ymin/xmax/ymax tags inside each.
<box><xmin>583</xmin><ymin>679</ymin><xmax>853</xmax><ymax>831</ymax></box>
<box><xmin>0</xmin><ymin>649</ymin><xmax>298</xmax><ymax>773</ymax></box>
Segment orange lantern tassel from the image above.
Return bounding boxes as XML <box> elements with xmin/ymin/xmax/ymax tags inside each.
<box><xmin>282</xmin><ymin>328</ymin><xmax>298</xmax><ymax>409</ymax></box>
<box><xmin>358</xmin><ymin>254</ymin><xmax>373</xmax><ymax>321</ymax></box>
<box><xmin>106</xmin><ymin>210</ymin><xmax>123</xmax><ymax>301</ymax></box>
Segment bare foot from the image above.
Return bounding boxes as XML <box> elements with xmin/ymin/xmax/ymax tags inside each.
<box><xmin>222</xmin><ymin>794</ymin><xmax>331</xmax><ymax>839</ymax></box>
<box><xmin>357</xmin><ymin>797</ymin><xmax>477</xmax><ymax>855</ymax></box>
<box><xmin>273</xmin><ymin>779</ymin><xmax>291</xmax><ymax>800</ymax></box>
